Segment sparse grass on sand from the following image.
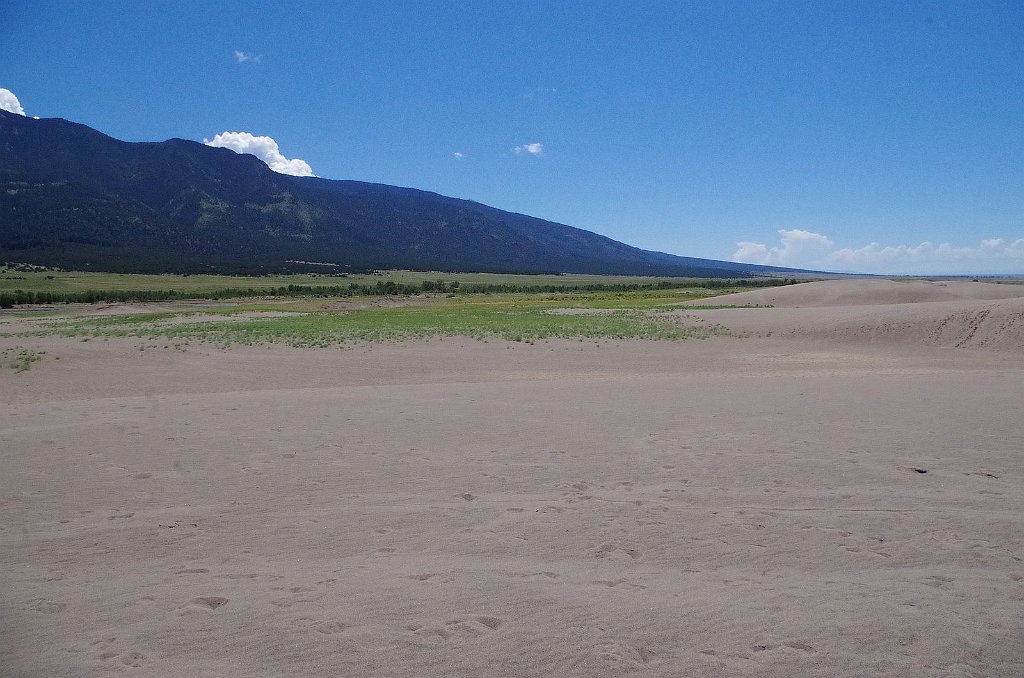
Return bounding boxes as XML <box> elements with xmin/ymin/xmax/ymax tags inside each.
<box><xmin>5</xmin><ymin>289</ymin><xmax>736</xmax><ymax>347</ymax></box>
<box><xmin>0</xmin><ymin>346</ymin><xmax>45</xmax><ymax>372</ymax></box>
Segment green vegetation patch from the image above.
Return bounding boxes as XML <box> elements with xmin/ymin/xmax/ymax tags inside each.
<box><xmin>0</xmin><ymin>268</ymin><xmax>805</xmax><ymax>307</ymax></box>
<box><xmin>21</xmin><ymin>292</ymin><xmax>731</xmax><ymax>347</ymax></box>
<box><xmin>1</xmin><ymin>346</ymin><xmax>45</xmax><ymax>372</ymax></box>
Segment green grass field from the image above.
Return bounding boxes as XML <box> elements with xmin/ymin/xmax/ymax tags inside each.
<box><xmin>5</xmin><ymin>286</ymin><xmax>744</xmax><ymax>346</ymax></box>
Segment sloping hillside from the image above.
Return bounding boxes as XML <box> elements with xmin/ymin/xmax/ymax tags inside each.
<box><xmin>0</xmin><ymin>110</ymin><xmax>811</xmax><ymax>276</ymax></box>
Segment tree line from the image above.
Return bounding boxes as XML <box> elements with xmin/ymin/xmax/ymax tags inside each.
<box><xmin>0</xmin><ymin>277</ymin><xmax>802</xmax><ymax>308</ymax></box>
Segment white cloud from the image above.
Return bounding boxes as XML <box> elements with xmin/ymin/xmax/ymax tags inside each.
<box><xmin>828</xmin><ymin>239</ymin><xmax>1024</xmax><ymax>271</ymax></box>
<box><xmin>452</xmin><ymin>151</ymin><xmax>464</xmax><ymax>159</ymax></box>
<box><xmin>733</xmin><ymin>229</ymin><xmax>833</xmax><ymax>266</ymax></box>
<box><xmin>204</xmin><ymin>131</ymin><xmax>315</xmax><ymax>177</ymax></box>
<box><xmin>733</xmin><ymin>230</ymin><xmax>1024</xmax><ymax>274</ymax></box>
<box><xmin>0</xmin><ymin>88</ymin><xmax>26</xmax><ymax>116</ymax></box>
<box><xmin>513</xmin><ymin>142</ymin><xmax>543</xmax><ymax>156</ymax></box>
<box><xmin>234</xmin><ymin>50</ymin><xmax>261</xmax><ymax>64</ymax></box>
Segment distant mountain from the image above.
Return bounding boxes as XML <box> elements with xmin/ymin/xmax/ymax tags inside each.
<box><xmin>0</xmin><ymin>110</ymin><xmax>811</xmax><ymax>276</ymax></box>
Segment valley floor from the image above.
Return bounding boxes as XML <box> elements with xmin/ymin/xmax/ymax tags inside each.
<box><xmin>1</xmin><ymin>280</ymin><xmax>1022</xmax><ymax>677</ymax></box>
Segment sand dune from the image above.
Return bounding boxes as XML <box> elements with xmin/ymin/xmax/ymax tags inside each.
<box><xmin>2</xmin><ymin>282</ymin><xmax>1022</xmax><ymax>677</ymax></box>
<box><xmin>687</xmin><ymin>278</ymin><xmax>1024</xmax><ymax>308</ymax></box>
<box><xmin>683</xmin><ymin>280</ymin><xmax>1024</xmax><ymax>353</ymax></box>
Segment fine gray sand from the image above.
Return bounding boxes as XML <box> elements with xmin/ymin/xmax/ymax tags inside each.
<box><xmin>2</xmin><ymin>279</ymin><xmax>1022</xmax><ymax>677</ymax></box>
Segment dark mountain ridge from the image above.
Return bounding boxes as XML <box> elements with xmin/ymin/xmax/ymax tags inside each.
<box><xmin>0</xmin><ymin>110</ymin><xmax>810</xmax><ymax>276</ymax></box>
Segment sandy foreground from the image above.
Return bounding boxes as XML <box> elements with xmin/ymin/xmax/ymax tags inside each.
<box><xmin>1</xmin><ymin>280</ymin><xmax>1022</xmax><ymax>677</ymax></box>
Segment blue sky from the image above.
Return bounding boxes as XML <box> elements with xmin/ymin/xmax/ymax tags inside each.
<box><xmin>2</xmin><ymin>1</ymin><xmax>1022</xmax><ymax>274</ymax></box>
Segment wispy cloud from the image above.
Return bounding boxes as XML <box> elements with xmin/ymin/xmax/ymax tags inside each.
<box><xmin>204</xmin><ymin>131</ymin><xmax>314</xmax><ymax>177</ymax></box>
<box><xmin>234</xmin><ymin>50</ymin><xmax>261</xmax><ymax>64</ymax></box>
<box><xmin>734</xmin><ymin>230</ymin><xmax>1024</xmax><ymax>274</ymax></box>
<box><xmin>452</xmin><ymin>151</ymin><xmax>464</xmax><ymax>159</ymax></box>
<box><xmin>0</xmin><ymin>88</ymin><xmax>26</xmax><ymax>116</ymax></box>
<box><xmin>513</xmin><ymin>142</ymin><xmax>543</xmax><ymax>156</ymax></box>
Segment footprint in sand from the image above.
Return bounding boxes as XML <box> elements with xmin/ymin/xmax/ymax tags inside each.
<box><xmin>407</xmin><ymin>573</ymin><xmax>440</xmax><ymax>581</ymax></box>
<box><xmin>179</xmin><ymin>596</ymin><xmax>229</xmax><ymax>612</ymax></box>
<box><xmin>313</xmin><ymin>620</ymin><xmax>352</xmax><ymax>634</ymax></box>
<box><xmin>504</xmin><ymin>570</ymin><xmax>559</xmax><ymax>581</ymax></box>
<box><xmin>591</xmin><ymin>578</ymin><xmax>648</xmax><ymax>589</ymax></box>
<box><xmin>92</xmin><ymin>637</ymin><xmax>150</xmax><ymax>667</ymax></box>
<box><xmin>923</xmin><ymin>575</ymin><xmax>954</xmax><ymax>589</ymax></box>
<box><xmin>597</xmin><ymin>641</ymin><xmax>660</xmax><ymax>668</ymax></box>
<box><xmin>116</xmin><ymin>651</ymin><xmax>149</xmax><ymax>667</ymax></box>
<box><xmin>784</xmin><ymin>641</ymin><xmax>816</xmax><ymax>653</ymax></box>
<box><xmin>592</xmin><ymin>579</ymin><xmax>627</xmax><ymax>587</ymax></box>
<box><xmin>99</xmin><ymin>650</ymin><xmax>148</xmax><ymax>666</ymax></box>
<box><xmin>750</xmin><ymin>641</ymin><xmax>816</xmax><ymax>654</ymax></box>
<box><xmin>595</xmin><ymin>544</ymin><xmax>641</xmax><ymax>560</ymax></box>
<box><xmin>406</xmin><ymin>616</ymin><xmax>504</xmax><ymax>643</ymax></box>
<box><xmin>29</xmin><ymin>599</ymin><xmax>67</xmax><ymax>614</ymax></box>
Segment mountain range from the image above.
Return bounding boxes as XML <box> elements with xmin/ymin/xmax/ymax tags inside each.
<box><xmin>0</xmin><ymin>109</ymin><xmax>809</xmax><ymax>277</ymax></box>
